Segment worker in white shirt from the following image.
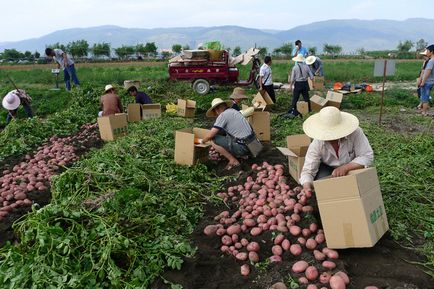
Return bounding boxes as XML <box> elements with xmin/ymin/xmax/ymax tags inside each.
<box><xmin>299</xmin><ymin>107</ymin><xmax>374</xmax><ymax>193</ymax></box>
<box><xmin>259</xmin><ymin>56</ymin><xmax>275</xmax><ymax>103</ymax></box>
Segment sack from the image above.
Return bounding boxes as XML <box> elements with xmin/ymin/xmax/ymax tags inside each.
<box><xmin>244</xmin><ymin>134</ymin><xmax>263</xmax><ymax>157</ymax></box>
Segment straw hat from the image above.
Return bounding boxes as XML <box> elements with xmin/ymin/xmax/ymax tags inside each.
<box><xmin>302</xmin><ymin>107</ymin><xmax>359</xmax><ymax>141</ymax></box>
<box><xmin>104</xmin><ymin>84</ymin><xmax>115</xmax><ymax>93</ymax></box>
<box><xmin>2</xmin><ymin>91</ymin><xmax>21</xmax><ymax>110</ymax></box>
<box><xmin>240</xmin><ymin>107</ymin><xmax>254</xmax><ymax>118</ymax></box>
<box><xmin>419</xmin><ymin>50</ymin><xmax>428</xmax><ymax>56</ymax></box>
<box><xmin>292</xmin><ymin>54</ymin><xmax>305</xmax><ymax>62</ymax></box>
<box><xmin>305</xmin><ymin>56</ymin><xmax>317</xmax><ymax>65</ymax></box>
<box><xmin>230</xmin><ymin>87</ymin><xmax>248</xmax><ymax>100</ymax></box>
<box><xmin>206</xmin><ymin>98</ymin><xmax>233</xmax><ymax>117</ymax></box>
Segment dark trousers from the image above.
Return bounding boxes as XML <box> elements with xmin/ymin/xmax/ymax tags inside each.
<box><xmin>288</xmin><ymin>81</ymin><xmax>311</xmax><ymax>115</ymax></box>
<box><xmin>6</xmin><ymin>103</ymin><xmax>33</xmax><ymax>124</ymax></box>
<box><xmin>263</xmin><ymin>84</ymin><xmax>276</xmax><ymax>103</ymax></box>
<box><xmin>314</xmin><ymin>163</ymin><xmax>334</xmax><ymax>180</ymax></box>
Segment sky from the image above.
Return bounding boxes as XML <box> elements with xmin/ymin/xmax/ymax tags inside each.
<box><xmin>1</xmin><ymin>0</ymin><xmax>431</xmax><ymax>42</ymax></box>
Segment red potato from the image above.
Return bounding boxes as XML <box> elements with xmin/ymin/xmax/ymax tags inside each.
<box><xmin>23</xmin><ymin>198</ymin><xmax>32</xmax><ymax>205</ymax></box>
<box><xmin>221</xmin><ymin>235</ymin><xmax>233</xmax><ymax>246</ymax></box>
<box><xmin>364</xmin><ymin>287</ymin><xmax>379</xmax><ymax>289</ymax></box>
<box><xmin>325</xmin><ymin>248</ymin><xmax>339</xmax><ymax>259</ymax></box>
<box><xmin>315</xmin><ymin>233</ymin><xmax>325</xmax><ymax>244</ymax></box>
<box><xmin>306</xmin><ymin>238</ymin><xmax>318</xmax><ymax>250</ymax></box>
<box><xmin>14</xmin><ymin>192</ymin><xmax>27</xmax><ymax>200</ymax></box>
<box><xmin>248</xmin><ymin>251</ymin><xmax>259</xmax><ymax>262</ymax></box>
<box><xmin>305</xmin><ymin>266</ymin><xmax>319</xmax><ymax>281</ymax></box>
<box><xmin>0</xmin><ymin>211</ymin><xmax>8</xmax><ymax>217</ymax></box>
<box><xmin>277</xmin><ymin>225</ymin><xmax>288</xmax><ymax>233</ymax></box>
<box><xmin>240</xmin><ymin>264</ymin><xmax>250</xmax><ymax>276</ymax></box>
<box><xmin>281</xmin><ymin>239</ymin><xmax>291</xmax><ymax>251</ymax></box>
<box><xmin>298</xmin><ymin>277</ymin><xmax>309</xmax><ymax>284</ymax></box>
<box><xmin>320</xmin><ymin>272</ymin><xmax>332</xmax><ymax>284</ymax></box>
<box><xmin>309</xmin><ymin>223</ymin><xmax>318</xmax><ymax>233</ymax></box>
<box><xmin>291</xmin><ymin>213</ymin><xmax>301</xmax><ymax>223</ymax></box>
<box><xmin>289</xmin><ymin>225</ymin><xmax>301</xmax><ymax>236</ymax></box>
<box><xmin>274</xmin><ymin>234</ymin><xmax>285</xmax><ymax>245</ymax></box>
<box><xmin>322</xmin><ymin>261</ymin><xmax>337</xmax><ymax>270</ymax></box>
<box><xmin>203</xmin><ymin>225</ymin><xmax>218</xmax><ymax>236</ymax></box>
<box><xmin>313</xmin><ymin>250</ymin><xmax>326</xmax><ymax>261</ymax></box>
<box><xmin>292</xmin><ymin>260</ymin><xmax>309</xmax><ymax>273</ymax></box>
<box><xmin>216</xmin><ymin>228</ymin><xmax>226</xmax><ymax>236</ymax></box>
<box><xmin>227</xmin><ymin>224</ymin><xmax>241</xmax><ymax>235</ymax></box>
<box><xmin>240</xmin><ymin>238</ymin><xmax>249</xmax><ymax>246</ymax></box>
<box><xmin>269</xmin><ymin>282</ymin><xmax>287</xmax><ymax>289</ymax></box>
<box><xmin>232</xmin><ymin>234</ymin><xmax>239</xmax><ymax>243</ymax></box>
<box><xmin>221</xmin><ymin>245</ymin><xmax>229</xmax><ymax>253</ymax></box>
<box><xmin>302</xmin><ymin>228</ymin><xmax>311</xmax><ymax>238</ymax></box>
<box><xmin>290</xmin><ymin>244</ymin><xmax>302</xmax><ymax>256</ymax></box>
<box><xmin>272</xmin><ymin>245</ymin><xmax>283</xmax><ymax>256</ymax></box>
<box><xmin>297</xmin><ymin>237</ymin><xmax>306</xmax><ymax>246</ymax></box>
<box><xmin>334</xmin><ymin>272</ymin><xmax>350</xmax><ymax>285</ymax></box>
<box><xmin>235</xmin><ymin>252</ymin><xmax>248</xmax><ymax>261</ymax></box>
<box><xmin>307</xmin><ymin>285</ymin><xmax>318</xmax><ymax>289</ymax></box>
<box><xmin>250</xmin><ymin>227</ymin><xmax>263</xmax><ymax>236</ymax></box>
<box><xmin>269</xmin><ymin>255</ymin><xmax>282</xmax><ymax>263</ymax></box>
<box><xmin>247</xmin><ymin>242</ymin><xmax>260</xmax><ymax>252</ymax></box>
<box><xmin>329</xmin><ymin>275</ymin><xmax>346</xmax><ymax>289</ymax></box>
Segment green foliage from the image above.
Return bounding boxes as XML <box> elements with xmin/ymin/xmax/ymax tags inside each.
<box><xmin>144</xmin><ymin>42</ymin><xmax>158</xmax><ymax>57</ymax></box>
<box><xmin>0</xmin><ymin>49</ymin><xmax>24</xmax><ymax>60</ymax></box>
<box><xmin>46</xmin><ymin>42</ymin><xmax>67</xmax><ymax>52</ymax></box>
<box><xmin>274</xmin><ymin>43</ymin><xmax>293</xmax><ymax>57</ymax></box>
<box><xmin>397</xmin><ymin>40</ymin><xmax>414</xmax><ymax>53</ymax></box>
<box><xmin>416</xmin><ymin>39</ymin><xmax>428</xmax><ymax>52</ymax></box>
<box><xmin>67</xmin><ymin>40</ymin><xmax>89</xmax><ymax>58</ymax></box>
<box><xmin>172</xmin><ymin>44</ymin><xmax>182</xmax><ymax>54</ymax></box>
<box><xmin>308</xmin><ymin>46</ymin><xmax>317</xmax><ymax>56</ymax></box>
<box><xmin>232</xmin><ymin>46</ymin><xmax>241</xmax><ymax>56</ymax></box>
<box><xmin>114</xmin><ymin>46</ymin><xmax>136</xmax><ymax>60</ymax></box>
<box><xmin>323</xmin><ymin>43</ymin><xmax>342</xmax><ymax>57</ymax></box>
<box><xmin>92</xmin><ymin>43</ymin><xmax>111</xmax><ymax>58</ymax></box>
<box><xmin>203</xmin><ymin>41</ymin><xmax>222</xmax><ymax>50</ymax></box>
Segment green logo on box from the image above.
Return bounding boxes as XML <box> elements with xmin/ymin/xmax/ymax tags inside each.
<box><xmin>370</xmin><ymin>206</ymin><xmax>383</xmax><ymax>224</ymax></box>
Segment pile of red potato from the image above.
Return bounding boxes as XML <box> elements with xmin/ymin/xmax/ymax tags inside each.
<box><xmin>204</xmin><ymin>161</ymin><xmax>378</xmax><ymax>289</ymax></box>
<box><xmin>0</xmin><ymin>123</ymin><xmax>99</xmax><ymax>221</ymax></box>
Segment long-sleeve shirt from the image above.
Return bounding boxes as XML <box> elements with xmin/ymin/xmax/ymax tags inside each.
<box><xmin>299</xmin><ymin>127</ymin><xmax>374</xmax><ymax>185</ymax></box>
<box><xmin>135</xmin><ymin>91</ymin><xmax>152</xmax><ymax>104</ymax></box>
<box><xmin>290</xmin><ymin>62</ymin><xmax>313</xmax><ymax>83</ymax></box>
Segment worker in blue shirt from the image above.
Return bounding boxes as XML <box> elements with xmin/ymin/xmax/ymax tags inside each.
<box><xmin>292</xmin><ymin>40</ymin><xmax>309</xmax><ymax>58</ymax></box>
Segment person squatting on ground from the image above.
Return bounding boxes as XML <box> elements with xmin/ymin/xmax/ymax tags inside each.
<box><xmin>127</xmin><ymin>85</ymin><xmax>152</xmax><ymax>105</ymax></box>
<box><xmin>2</xmin><ymin>89</ymin><xmax>33</xmax><ymax>124</ymax></box>
<box><xmin>99</xmin><ymin>84</ymin><xmax>123</xmax><ymax>117</ymax></box>
<box><xmin>299</xmin><ymin>106</ymin><xmax>374</xmax><ymax>194</ymax></box>
<box><xmin>259</xmin><ymin>56</ymin><xmax>276</xmax><ymax>103</ymax></box>
<box><xmin>45</xmin><ymin>48</ymin><xmax>80</xmax><ymax>91</ymax></box>
<box><xmin>418</xmin><ymin>44</ymin><xmax>434</xmax><ymax>116</ymax></box>
<box><xmin>229</xmin><ymin>87</ymin><xmax>249</xmax><ymax>111</ymax></box>
<box><xmin>283</xmin><ymin>54</ymin><xmax>314</xmax><ymax>118</ymax></box>
<box><xmin>202</xmin><ymin>98</ymin><xmax>255</xmax><ymax>171</ymax></box>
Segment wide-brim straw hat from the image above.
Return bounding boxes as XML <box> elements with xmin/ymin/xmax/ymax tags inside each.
<box><xmin>2</xmin><ymin>91</ymin><xmax>21</xmax><ymax>110</ymax></box>
<box><xmin>206</xmin><ymin>98</ymin><xmax>233</xmax><ymax>118</ymax></box>
<box><xmin>419</xmin><ymin>49</ymin><xmax>428</xmax><ymax>56</ymax></box>
<box><xmin>104</xmin><ymin>84</ymin><xmax>115</xmax><ymax>93</ymax></box>
<box><xmin>305</xmin><ymin>56</ymin><xmax>317</xmax><ymax>65</ymax></box>
<box><xmin>240</xmin><ymin>107</ymin><xmax>254</xmax><ymax>118</ymax></box>
<box><xmin>292</xmin><ymin>54</ymin><xmax>305</xmax><ymax>62</ymax></box>
<box><xmin>302</xmin><ymin>107</ymin><xmax>359</xmax><ymax>141</ymax></box>
<box><xmin>230</xmin><ymin>87</ymin><xmax>248</xmax><ymax>100</ymax></box>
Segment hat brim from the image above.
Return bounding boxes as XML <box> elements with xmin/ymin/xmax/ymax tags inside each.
<box><xmin>302</xmin><ymin>111</ymin><xmax>359</xmax><ymax>141</ymax></box>
<box><xmin>2</xmin><ymin>93</ymin><xmax>21</xmax><ymax>110</ymax></box>
<box><xmin>206</xmin><ymin>100</ymin><xmax>233</xmax><ymax>118</ymax></box>
<box><xmin>292</xmin><ymin>56</ymin><xmax>305</xmax><ymax>62</ymax></box>
<box><xmin>305</xmin><ymin>56</ymin><xmax>316</xmax><ymax>65</ymax></box>
<box><xmin>230</xmin><ymin>93</ymin><xmax>248</xmax><ymax>100</ymax></box>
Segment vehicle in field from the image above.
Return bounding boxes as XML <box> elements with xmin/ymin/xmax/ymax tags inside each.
<box><xmin>168</xmin><ymin>48</ymin><xmax>260</xmax><ymax>95</ymax></box>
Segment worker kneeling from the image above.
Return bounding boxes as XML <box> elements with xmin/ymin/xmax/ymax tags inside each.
<box><xmin>300</xmin><ymin>106</ymin><xmax>374</xmax><ymax>193</ymax></box>
<box><xmin>203</xmin><ymin>98</ymin><xmax>262</xmax><ymax>171</ymax></box>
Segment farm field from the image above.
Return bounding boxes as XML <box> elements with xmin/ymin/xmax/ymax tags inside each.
<box><xmin>0</xmin><ymin>59</ymin><xmax>432</xmax><ymax>289</ymax></box>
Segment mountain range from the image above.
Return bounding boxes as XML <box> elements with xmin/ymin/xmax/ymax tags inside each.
<box><xmin>1</xmin><ymin>18</ymin><xmax>433</xmax><ymax>54</ymax></box>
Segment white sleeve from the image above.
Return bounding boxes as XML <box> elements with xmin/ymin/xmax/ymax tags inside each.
<box><xmin>299</xmin><ymin>140</ymin><xmax>322</xmax><ymax>185</ymax></box>
<box><xmin>351</xmin><ymin>128</ymin><xmax>374</xmax><ymax>167</ymax></box>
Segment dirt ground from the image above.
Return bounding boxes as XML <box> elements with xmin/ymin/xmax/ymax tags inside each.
<box><xmin>152</xmin><ymin>144</ymin><xmax>433</xmax><ymax>289</ymax></box>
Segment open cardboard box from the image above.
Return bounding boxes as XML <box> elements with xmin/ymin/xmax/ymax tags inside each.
<box><xmin>252</xmin><ymin>91</ymin><xmax>274</xmax><ymax>111</ymax></box>
<box><xmin>296</xmin><ymin>101</ymin><xmax>309</xmax><ymax>116</ymax></box>
<box><xmin>247</xmin><ymin>111</ymin><xmax>270</xmax><ymax>141</ymax></box>
<box><xmin>177</xmin><ymin>99</ymin><xmax>196</xmax><ymax>118</ymax></box>
<box><xmin>142</xmin><ymin>104</ymin><xmax>161</xmax><ymax>120</ymax></box>
<box><xmin>97</xmin><ymin>113</ymin><xmax>128</xmax><ymax>141</ymax></box>
<box><xmin>313</xmin><ymin>167</ymin><xmax>389</xmax><ymax>249</ymax></box>
<box><xmin>277</xmin><ymin>134</ymin><xmax>311</xmax><ymax>183</ymax></box>
<box><xmin>174</xmin><ymin>128</ymin><xmax>211</xmax><ymax>166</ymax></box>
<box><xmin>326</xmin><ymin>91</ymin><xmax>343</xmax><ymax>109</ymax></box>
<box><xmin>308</xmin><ymin>76</ymin><xmax>325</xmax><ymax>90</ymax></box>
<box><xmin>127</xmin><ymin>104</ymin><xmax>142</xmax><ymax>122</ymax></box>
<box><xmin>310</xmin><ymin>95</ymin><xmax>328</xmax><ymax>112</ymax></box>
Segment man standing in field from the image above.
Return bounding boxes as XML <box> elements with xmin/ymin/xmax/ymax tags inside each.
<box><xmin>99</xmin><ymin>85</ymin><xmax>123</xmax><ymax>117</ymax></box>
<box><xmin>45</xmin><ymin>48</ymin><xmax>80</xmax><ymax>91</ymax></box>
<box><xmin>418</xmin><ymin>44</ymin><xmax>434</xmax><ymax>116</ymax></box>
<box><xmin>259</xmin><ymin>56</ymin><xmax>276</xmax><ymax>103</ymax></box>
<box><xmin>292</xmin><ymin>40</ymin><xmax>309</xmax><ymax>58</ymax></box>
<box><xmin>127</xmin><ymin>86</ymin><xmax>152</xmax><ymax>104</ymax></box>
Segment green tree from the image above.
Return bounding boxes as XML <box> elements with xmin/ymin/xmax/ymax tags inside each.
<box><xmin>161</xmin><ymin>51</ymin><xmax>171</xmax><ymax>59</ymax></box>
<box><xmin>397</xmin><ymin>40</ymin><xmax>414</xmax><ymax>53</ymax></box>
<box><xmin>67</xmin><ymin>40</ymin><xmax>89</xmax><ymax>58</ymax></box>
<box><xmin>135</xmin><ymin>44</ymin><xmax>146</xmax><ymax>59</ymax></box>
<box><xmin>272</xmin><ymin>48</ymin><xmax>281</xmax><ymax>57</ymax></box>
<box><xmin>34</xmin><ymin>51</ymin><xmax>40</xmax><ymax>59</ymax></box>
<box><xmin>258</xmin><ymin>47</ymin><xmax>268</xmax><ymax>58</ymax></box>
<box><xmin>172</xmin><ymin>44</ymin><xmax>182</xmax><ymax>54</ymax></box>
<box><xmin>416</xmin><ymin>38</ymin><xmax>428</xmax><ymax>52</ymax></box>
<box><xmin>24</xmin><ymin>51</ymin><xmax>32</xmax><ymax>59</ymax></box>
<box><xmin>144</xmin><ymin>42</ymin><xmax>158</xmax><ymax>58</ymax></box>
<box><xmin>323</xmin><ymin>43</ymin><xmax>342</xmax><ymax>57</ymax></box>
<box><xmin>278</xmin><ymin>43</ymin><xmax>293</xmax><ymax>57</ymax></box>
<box><xmin>356</xmin><ymin>47</ymin><xmax>366</xmax><ymax>56</ymax></box>
<box><xmin>46</xmin><ymin>42</ymin><xmax>67</xmax><ymax>52</ymax></box>
<box><xmin>0</xmin><ymin>49</ymin><xmax>23</xmax><ymax>60</ymax></box>
<box><xmin>115</xmin><ymin>45</ymin><xmax>136</xmax><ymax>60</ymax></box>
<box><xmin>182</xmin><ymin>44</ymin><xmax>190</xmax><ymax>51</ymax></box>
<box><xmin>232</xmin><ymin>46</ymin><xmax>242</xmax><ymax>56</ymax></box>
<box><xmin>308</xmin><ymin>47</ymin><xmax>317</xmax><ymax>56</ymax></box>
<box><xmin>91</xmin><ymin>42</ymin><xmax>111</xmax><ymax>58</ymax></box>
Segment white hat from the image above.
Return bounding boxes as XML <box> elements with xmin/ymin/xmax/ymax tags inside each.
<box><xmin>305</xmin><ymin>56</ymin><xmax>317</xmax><ymax>65</ymax></box>
<box><xmin>302</xmin><ymin>107</ymin><xmax>359</xmax><ymax>141</ymax></box>
<box><xmin>2</xmin><ymin>91</ymin><xmax>21</xmax><ymax>110</ymax></box>
<box><xmin>206</xmin><ymin>98</ymin><xmax>233</xmax><ymax>118</ymax></box>
<box><xmin>240</xmin><ymin>107</ymin><xmax>254</xmax><ymax>117</ymax></box>
<box><xmin>104</xmin><ymin>84</ymin><xmax>115</xmax><ymax>93</ymax></box>
<box><xmin>419</xmin><ymin>50</ymin><xmax>428</xmax><ymax>56</ymax></box>
<box><xmin>292</xmin><ymin>54</ymin><xmax>305</xmax><ymax>62</ymax></box>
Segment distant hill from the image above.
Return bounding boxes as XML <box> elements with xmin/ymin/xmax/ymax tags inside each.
<box><xmin>1</xmin><ymin>18</ymin><xmax>433</xmax><ymax>54</ymax></box>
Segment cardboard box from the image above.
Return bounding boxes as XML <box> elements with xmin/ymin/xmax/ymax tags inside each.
<box><xmin>97</xmin><ymin>113</ymin><xmax>128</xmax><ymax>141</ymax></box>
<box><xmin>247</xmin><ymin>111</ymin><xmax>270</xmax><ymax>141</ymax></box>
<box><xmin>252</xmin><ymin>91</ymin><xmax>274</xmax><ymax>111</ymax></box>
<box><xmin>127</xmin><ymin>103</ymin><xmax>142</xmax><ymax>122</ymax></box>
<box><xmin>174</xmin><ymin>128</ymin><xmax>211</xmax><ymax>166</ymax></box>
<box><xmin>296</xmin><ymin>101</ymin><xmax>309</xmax><ymax>116</ymax></box>
<box><xmin>308</xmin><ymin>76</ymin><xmax>325</xmax><ymax>90</ymax></box>
<box><xmin>124</xmin><ymin>80</ymin><xmax>140</xmax><ymax>90</ymax></box>
<box><xmin>326</xmin><ymin>91</ymin><xmax>343</xmax><ymax>108</ymax></box>
<box><xmin>142</xmin><ymin>104</ymin><xmax>161</xmax><ymax>120</ymax></box>
<box><xmin>313</xmin><ymin>168</ymin><xmax>389</xmax><ymax>249</ymax></box>
<box><xmin>177</xmin><ymin>99</ymin><xmax>196</xmax><ymax>118</ymax></box>
<box><xmin>310</xmin><ymin>95</ymin><xmax>328</xmax><ymax>112</ymax></box>
<box><xmin>277</xmin><ymin>134</ymin><xmax>311</xmax><ymax>183</ymax></box>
